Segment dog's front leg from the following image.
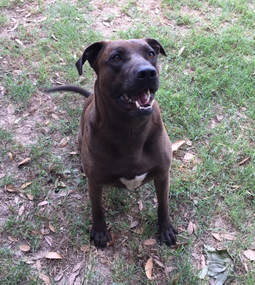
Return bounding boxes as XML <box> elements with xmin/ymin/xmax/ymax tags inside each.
<box><xmin>154</xmin><ymin>171</ymin><xmax>177</xmax><ymax>246</ymax></box>
<box><xmin>88</xmin><ymin>180</ymin><xmax>112</xmax><ymax>248</ymax></box>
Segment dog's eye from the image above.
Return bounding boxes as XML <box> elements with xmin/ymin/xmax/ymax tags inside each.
<box><xmin>111</xmin><ymin>54</ymin><xmax>121</xmax><ymax>62</ymax></box>
<box><xmin>148</xmin><ymin>51</ymin><xmax>155</xmax><ymax>58</ymax></box>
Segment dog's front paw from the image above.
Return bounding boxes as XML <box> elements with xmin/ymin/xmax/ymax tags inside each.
<box><xmin>159</xmin><ymin>224</ymin><xmax>178</xmax><ymax>246</ymax></box>
<box><xmin>90</xmin><ymin>227</ymin><xmax>112</xmax><ymax>248</ymax></box>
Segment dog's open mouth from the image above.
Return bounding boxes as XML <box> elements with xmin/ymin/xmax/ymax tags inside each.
<box><xmin>119</xmin><ymin>89</ymin><xmax>155</xmax><ymax>112</ymax></box>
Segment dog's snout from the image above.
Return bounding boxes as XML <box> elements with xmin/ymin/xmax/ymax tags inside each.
<box><xmin>136</xmin><ymin>66</ymin><xmax>157</xmax><ymax>80</ymax></box>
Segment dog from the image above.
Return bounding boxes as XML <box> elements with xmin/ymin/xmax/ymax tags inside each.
<box><xmin>46</xmin><ymin>39</ymin><xmax>177</xmax><ymax>248</ymax></box>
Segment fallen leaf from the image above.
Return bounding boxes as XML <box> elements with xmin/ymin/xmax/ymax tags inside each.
<box><xmin>153</xmin><ymin>258</ymin><xmax>164</xmax><ymax>268</ymax></box>
<box><xmin>8</xmin><ymin>236</ymin><xmax>19</xmax><ymax>242</ymax></box>
<box><xmin>239</xmin><ymin>156</ymin><xmax>250</xmax><ymax>166</ymax></box>
<box><xmin>45</xmin><ymin>252</ymin><xmax>62</xmax><ymax>260</ymax></box>
<box><xmin>51</xmin><ymin>113</ymin><xmax>59</xmax><ymax>120</ymax></box>
<box><xmin>202</xmin><ymin>245</ymin><xmax>234</xmax><ymax>285</ymax></box>
<box><xmin>183</xmin><ymin>152</ymin><xmax>195</xmax><ymax>162</ymax></box>
<box><xmin>38</xmin><ymin>201</ymin><xmax>49</xmax><ymax>207</ymax></box>
<box><xmin>172</xmin><ymin>140</ymin><xmax>186</xmax><ymax>152</ymax></box>
<box><xmin>130</xmin><ymin>220</ymin><xmax>139</xmax><ymax>229</ymax></box>
<box><xmin>18</xmin><ymin>157</ymin><xmax>31</xmax><ymax>168</ymax></box>
<box><xmin>15</xmin><ymin>38</ymin><xmax>25</xmax><ymax>47</ymax></box>
<box><xmin>59</xmin><ymin>137</ymin><xmax>68</xmax><ymax>148</ymax></box>
<box><xmin>5</xmin><ymin>184</ymin><xmax>18</xmax><ymax>193</ymax></box>
<box><xmin>80</xmin><ymin>245</ymin><xmax>89</xmax><ymax>253</ymax></box>
<box><xmin>7</xmin><ymin>152</ymin><xmax>14</xmax><ymax>161</ymax></box>
<box><xmin>26</xmin><ymin>193</ymin><xmax>34</xmax><ymax>201</ymax></box>
<box><xmin>178</xmin><ymin>46</ymin><xmax>185</xmax><ymax>57</ymax></box>
<box><xmin>21</xmin><ymin>182</ymin><xmax>32</xmax><ymax>190</ymax></box>
<box><xmin>216</xmin><ymin>115</ymin><xmax>224</xmax><ymax>122</ymax></box>
<box><xmin>212</xmin><ymin>233</ymin><xmax>222</xmax><ymax>241</ymax></box>
<box><xmin>18</xmin><ymin>205</ymin><xmax>25</xmax><ymax>216</ymax></box>
<box><xmin>19</xmin><ymin>244</ymin><xmax>31</xmax><ymax>252</ymax></box>
<box><xmin>138</xmin><ymin>200</ymin><xmax>143</xmax><ymax>211</ymax></box>
<box><xmin>187</xmin><ymin>221</ymin><xmax>196</xmax><ymax>235</ymax></box>
<box><xmin>49</xmin><ymin>223</ymin><xmax>56</xmax><ymax>233</ymax></box>
<box><xmin>145</xmin><ymin>257</ymin><xmax>153</xmax><ymax>280</ymax></box>
<box><xmin>39</xmin><ymin>273</ymin><xmax>51</xmax><ymax>285</ymax></box>
<box><xmin>221</xmin><ymin>233</ymin><xmax>236</xmax><ymax>241</ymax></box>
<box><xmin>143</xmin><ymin>239</ymin><xmax>157</xmax><ymax>246</ymax></box>
<box><xmin>243</xmin><ymin>249</ymin><xmax>255</xmax><ymax>261</ymax></box>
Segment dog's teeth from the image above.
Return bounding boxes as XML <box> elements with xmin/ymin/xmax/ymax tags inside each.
<box><xmin>135</xmin><ymin>101</ymin><xmax>140</xmax><ymax>108</ymax></box>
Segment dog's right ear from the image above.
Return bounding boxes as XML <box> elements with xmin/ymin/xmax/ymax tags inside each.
<box><xmin>76</xmin><ymin>41</ymin><xmax>105</xmax><ymax>75</ymax></box>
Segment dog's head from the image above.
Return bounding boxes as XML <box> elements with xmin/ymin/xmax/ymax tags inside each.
<box><xmin>76</xmin><ymin>39</ymin><xmax>166</xmax><ymax>116</ymax></box>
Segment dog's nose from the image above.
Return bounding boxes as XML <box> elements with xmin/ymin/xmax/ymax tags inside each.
<box><xmin>136</xmin><ymin>66</ymin><xmax>157</xmax><ymax>80</ymax></box>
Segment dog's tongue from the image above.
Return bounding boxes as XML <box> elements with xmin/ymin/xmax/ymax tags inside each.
<box><xmin>138</xmin><ymin>91</ymin><xmax>150</xmax><ymax>106</ymax></box>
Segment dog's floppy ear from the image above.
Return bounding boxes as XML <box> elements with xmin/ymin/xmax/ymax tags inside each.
<box><xmin>145</xmin><ymin>38</ymin><xmax>166</xmax><ymax>56</ymax></box>
<box><xmin>76</xmin><ymin>41</ymin><xmax>105</xmax><ymax>75</ymax></box>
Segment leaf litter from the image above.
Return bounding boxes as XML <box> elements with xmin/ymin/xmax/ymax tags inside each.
<box><xmin>199</xmin><ymin>245</ymin><xmax>235</xmax><ymax>285</ymax></box>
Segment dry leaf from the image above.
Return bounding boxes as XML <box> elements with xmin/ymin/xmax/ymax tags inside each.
<box><xmin>5</xmin><ymin>184</ymin><xmax>18</xmax><ymax>193</ymax></box>
<box><xmin>130</xmin><ymin>220</ymin><xmax>139</xmax><ymax>229</ymax></box>
<box><xmin>26</xmin><ymin>193</ymin><xmax>34</xmax><ymax>201</ymax></box>
<box><xmin>178</xmin><ymin>46</ymin><xmax>185</xmax><ymax>56</ymax></box>
<box><xmin>18</xmin><ymin>205</ymin><xmax>25</xmax><ymax>216</ymax></box>
<box><xmin>7</xmin><ymin>152</ymin><xmax>14</xmax><ymax>161</ymax></box>
<box><xmin>143</xmin><ymin>239</ymin><xmax>157</xmax><ymax>246</ymax></box>
<box><xmin>45</xmin><ymin>252</ymin><xmax>62</xmax><ymax>260</ymax></box>
<box><xmin>59</xmin><ymin>137</ymin><xmax>68</xmax><ymax>148</ymax></box>
<box><xmin>239</xmin><ymin>157</ymin><xmax>250</xmax><ymax>166</ymax></box>
<box><xmin>216</xmin><ymin>115</ymin><xmax>224</xmax><ymax>122</ymax></box>
<box><xmin>221</xmin><ymin>233</ymin><xmax>236</xmax><ymax>241</ymax></box>
<box><xmin>18</xmin><ymin>157</ymin><xmax>31</xmax><ymax>167</ymax></box>
<box><xmin>39</xmin><ymin>273</ymin><xmax>51</xmax><ymax>285</ymax></box>
<box><xmin>145</xmin><ymin>257</ymin><xmax>153</xmax><ymax>280</ymax></box>
<box><xmin>172</xmin><ymin>140</ymin><xmax>186</xmax><ymax>152</ymax></box>
<box><xmin>19</xmin><ymin>244</ymin><xmax>30</xmax><ymax>252</ymax></box>
<box><xmin>138</xmin><ymin>200</ymin><xmax>143</xmax><ymax>211</ymax></box>
<box><xmin>80</xmin><ymin>245</ymin><xmax>89</xmax><ymax>253</ymax></box>
<box><xmin>183</xmin><ymin>152</ymin><xmax>195</xmax><ymax>162</ymax></box>
<box><xmin>49</xmin><ymin>223</ymin><xmax>56</xmax><ymax>233</ymax></box>
<box><xmin>38</xmin><ymin>201</ymin><xmax>49</xmax><ymax>207</ymax></box>
<box><xmin>212</xmin><ymin>232</ymin><xmax>222</xmax><ymax>241</ymax></box>
<box><xmin>243</xmin><ymin>249</ymin><xmax>255</xmax><ymax>261</ymax></box>
<box><xmin>187</xmin><ymin>221</ymin><xmax>196</xmax><ymax>235</ymax></box>
<box><xmin>154</xmin><ymin>258</ymin><xmax>165</xmax><ymax>268</ymax></box>
<box><xmin>51</xmin><ymin>113</ymin><xmax>59</xmax><ymax>120</ymax></box>
<box><xmin>8</xmin><ymin>236</ymin><xmax>19</xmax><ymax>242</ymax></box>
<box><xmin>15</xmin><ymin>38</ymin><xmax>25</xmax><ymax>47</ymax></box>
<box><xmin>21</xmin><ymin>182</ymin><xmax>32</xmax><ymax>190</ymax></box>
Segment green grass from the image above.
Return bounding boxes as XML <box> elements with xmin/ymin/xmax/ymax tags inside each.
<box><xmin>1</xmin><ymin>0</ymin><xmax>254</xmax><ymax>284</ymax></box>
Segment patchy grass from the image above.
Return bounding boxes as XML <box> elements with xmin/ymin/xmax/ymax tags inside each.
<box><xmin>0</xmin><ymin>0</ymin><xmax>254</xmax><ymax>284</ymax></box>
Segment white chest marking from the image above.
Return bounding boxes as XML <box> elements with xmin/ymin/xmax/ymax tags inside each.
<box><xmin>120</xmin><ymin>173</ymin><xmax>147</xmax><ymax>190</ymax></box>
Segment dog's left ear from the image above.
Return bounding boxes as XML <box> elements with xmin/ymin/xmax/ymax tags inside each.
<box><xmin>76</xmin><ymin>41</ymin><xmax>105</xmax><ymax>75</ymax></box>
<box><xmin>145</xmin><ymin>38</ymin><xmax>166</xmax><ymax>56</ymax></box>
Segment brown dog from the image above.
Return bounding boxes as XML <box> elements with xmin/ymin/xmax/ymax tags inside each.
<box><xmin>47</xmin><ymin>39</ymin><xmax>177</xmax><ymax>248</ymax></box>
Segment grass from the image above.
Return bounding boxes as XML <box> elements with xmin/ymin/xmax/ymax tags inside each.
<box><xmin>0</xmin><ymin>0</ymin><xmax>255</xmax><ymax>284</ymax></box>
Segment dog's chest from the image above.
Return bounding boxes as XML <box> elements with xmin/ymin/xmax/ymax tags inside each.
<box><xmin>119</xmin><ymin>173</ymin><xmax>147</xmax><ymax>190</ymax></box>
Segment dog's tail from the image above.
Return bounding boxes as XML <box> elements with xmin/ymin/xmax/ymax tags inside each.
<box><xmin>45</xmin><ymin>85</ymin><xmax>91</xmax><ymax>98</ymax></box>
